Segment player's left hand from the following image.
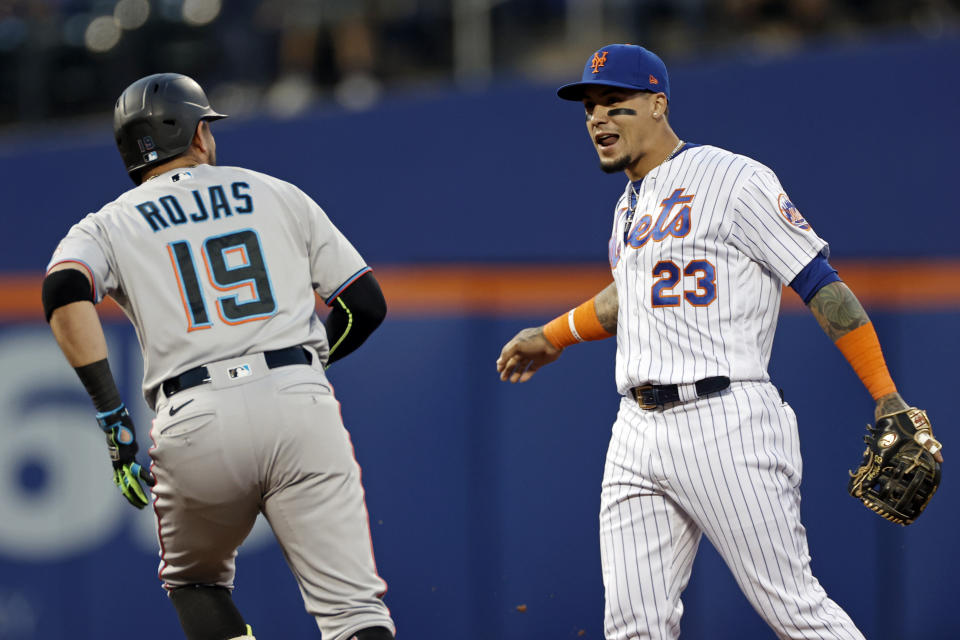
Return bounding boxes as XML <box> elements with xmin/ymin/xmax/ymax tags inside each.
<box><xmin>96</xmin><ymin>403</ymin><xmax>157</xmax><ymax>509</ymax></box>
<box><xmin>849</xmin><ymin>406</ymin><xmax>942</xmax><ymax>525</ymax></box>
<box><xmin>875</xmin><ymin>392</ymin><xmax>942</xmax><ymax>462</ymax></box>
<box><xmin>497</xmin><ymin>326</ymin><xmax>564</xmax><ymax>383</ymax></box>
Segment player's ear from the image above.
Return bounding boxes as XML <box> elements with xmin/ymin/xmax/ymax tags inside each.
<box><xmin>192</xmin><ymin>121</ymin><xmax>204</xmax><ymax>150</ymax></box>
<box><xmin>650</xmin><ymin>93</ymin><xmax>668</xmax><ymax>120</ymax></box>
<box><xmin>191</xmin><ymin>120</ymin><xmax>211</xmax><ymax>157</ymax></box>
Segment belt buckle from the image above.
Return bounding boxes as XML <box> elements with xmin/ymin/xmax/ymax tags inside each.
<box><xmin>633</xmin><ymin>385</ymin><xmax>658</xmax><ymax>411</ymax></box>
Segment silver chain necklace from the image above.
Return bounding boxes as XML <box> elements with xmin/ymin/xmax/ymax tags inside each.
<box><xmin>624</xmin><ymin>140</ymin><xmax>685</xmax><ymax>241</ymax></box>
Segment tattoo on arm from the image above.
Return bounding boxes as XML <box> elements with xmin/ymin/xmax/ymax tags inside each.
<box><xmin>807</xmin><ymin>281</ymin><xmax>869</xmax><ymax>341</ymax></box>
<box><xmin>594</xmin><ymin>282</ymin><xmax>618</xmax><ymax>334</ymax></box>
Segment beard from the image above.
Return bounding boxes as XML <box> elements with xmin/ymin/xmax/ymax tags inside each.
<box><xmin>599</xmin><ymin>154</ymin><xmax>633</xmax><ymax>174</ymax></box>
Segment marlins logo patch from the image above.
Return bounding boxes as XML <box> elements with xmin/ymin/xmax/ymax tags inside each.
<box><xmin>778</xmin><ymin>193</ymin><xmax>810</xmax><ymax>230</ymax></box>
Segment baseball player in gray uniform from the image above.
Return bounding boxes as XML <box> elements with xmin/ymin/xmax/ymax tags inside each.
<box><xmin>497</xmin><ymin>45</ymin><xmax>942</xmax><ymax>639</ymax></box>
<box><xmin>42</xmin><ymin>73</ymin><xmax>396</xmax><ymax>640</ymax></box>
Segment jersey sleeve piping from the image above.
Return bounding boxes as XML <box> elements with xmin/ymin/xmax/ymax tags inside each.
<box><xmin>324</xmin><ymin>266</ymin><xmax>373</xmax><ymax>306</ymax></box>
<box><xmin>46</xmin><ymin>259</ymin><xmax>98</xmax><ymax>301</ymax></box>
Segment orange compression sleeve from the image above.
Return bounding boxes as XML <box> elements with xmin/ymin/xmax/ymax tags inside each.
<box><xmin>833</xmin><ymin>322</ymin><xmax>897</xmax><ymax>400</ymax></box>
<box><xmin>542</xmin><ymin>297</ymin><xmax>614</xmax><ymax>349</ymax></box>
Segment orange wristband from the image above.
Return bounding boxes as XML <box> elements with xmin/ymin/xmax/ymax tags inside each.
<box><xmin>542</xmin><ymin>297</ymin><xmax>614</xmax><ymax>349</ymax></box>
<box><xmin>834</xmin><ymin>322</ymin><xmax>897</xmax><ymax>400</ymax></box>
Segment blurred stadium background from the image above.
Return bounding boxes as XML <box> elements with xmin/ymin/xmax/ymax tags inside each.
<box><xmin>1</xmin><ymin>1</ymin><xmax>958</xmax><ymax>639</ymax></box>
<box><xmin>2</xmin><ymin>0</ymin><xmax>958</xmax><ymax>124</ymax></box>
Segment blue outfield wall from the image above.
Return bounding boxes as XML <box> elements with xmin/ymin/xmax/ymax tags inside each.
<box><xmin>0</xmin><ymin>32</ymin><xmax>958</xmax><ymax>639</ymax></box>
<box><xmin>0</xmin><ymin>311</ymin><xmax>956</xmax><ymax>639</ymax></box>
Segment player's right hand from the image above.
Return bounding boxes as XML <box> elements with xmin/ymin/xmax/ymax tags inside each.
<box><xmin>95</xmin><ymin>403</ymin><xmax>157</xmax><ymax>509</ymax></box>
<box><xmin>496</xmin><ymin>326</ymin><xmax>564</xmax><ymax>383</ymax></box>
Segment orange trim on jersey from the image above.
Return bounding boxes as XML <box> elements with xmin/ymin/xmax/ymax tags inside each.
<box><xmin>5</xmin><ymin>259</ymin><xmax>960</xmax><ymax>320</ymax></box>
<box><xmin>216</xmin><ymin>310</ymin><xmax>269</xmax><ymax>326</ymax></box>
<box><xmin>654</xmin><ymin>204</ymin><xmax>694</xmax><ymax>239</ymax></box>
<box><xmin>668</xmin><ymin>207</ymin><xmax>693</xmax><ymax>238</ymax></box>
<box><xmin>651</xmin><ymin>261</ymin><xmax>682</xmax><ymax>308</ymax></box>
<box><xmin>47</xmin><ymin>259</ymin><xmax>96</xmax><ymax>299</ymax></box>
<box><xmin>223</xmin><ymin>246</ymin><xmax>248</xmax><ymax>267</ymax></box>
<box><xmin>200</xmin><ymin>248</ymin><xmax>266</xmax><ymax>326</ymax></box>
<box><xmin>834</xmin><ymin>322</ymin><xmax>897</xmax><ymax>400</ymax></box>
<box><xmin>626</xmin><ymin>214</ymin><xmax>654</xmax><ymax>249</ymax></box>
<box><xmin>684</xmin><ymin>258</ymin><xmax>718</xmax><ymax>307</ymax></box>
<box><xmin>201</xmin><ymin>249</ymin><xmax>257</xmax><ymax>300</ymax></box>
<box><xmin>167</xmin><ymin>245</ymin><xmax>212</xmax><ymax>333</ymax></box>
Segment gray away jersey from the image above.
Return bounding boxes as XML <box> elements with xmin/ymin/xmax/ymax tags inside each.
<box><xmin>609</xmin><ymin>144</ymin><xmax>827</xmax><ymax>394</ymax></box>
<box><xmin>47</xmin><ymin>164</ymin><xmax>369</xmax><ymax>408</ymax></box>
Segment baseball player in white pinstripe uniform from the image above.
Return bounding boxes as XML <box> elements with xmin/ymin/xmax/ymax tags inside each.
<box><xmin>42</xmin><ymin>74</ymin><xmax>395</xmax><ymax>640</ymax></box>
<box><xmin>497</xmin><ymin>45</ymin><xmax>931</xmax><ymax>639</ymax></box>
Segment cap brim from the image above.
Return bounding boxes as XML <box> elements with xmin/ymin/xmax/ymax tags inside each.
<box><xmin>556</xmin><ymin>79</ymin><xmax>651</xmax><ymax>101</ymax></box>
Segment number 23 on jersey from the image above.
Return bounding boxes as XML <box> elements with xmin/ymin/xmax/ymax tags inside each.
<box><xmin>652</xmin><ymin>259</ymin><xmax>717</xmax><ymax>307</ymax></box>
<box><xmin>167</xmin><ymin>228</ymin><xmax>277</xmax><ymax>331</ymax></box>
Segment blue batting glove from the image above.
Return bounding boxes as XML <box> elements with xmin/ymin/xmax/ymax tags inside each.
<box><xmin>96</xmin><ymin>403</ymin><xmax>157</xmax><ymax>509</ymax></box>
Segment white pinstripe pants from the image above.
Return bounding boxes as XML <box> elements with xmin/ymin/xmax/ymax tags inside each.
<box><xmin>600</xmin><ymin>381</ymin><xmax>864</xmax><ymax>640</ymax></box>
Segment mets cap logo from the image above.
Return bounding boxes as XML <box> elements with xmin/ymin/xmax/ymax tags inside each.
<box><xmin>778</xmin><ymin>193</ymin><xmax>810</xmax><ymax>230</ymax></box>
<box><xmin>591</xmin><ymin>51</ymin><xmax>608</xmax><ymax>73</ymax></box>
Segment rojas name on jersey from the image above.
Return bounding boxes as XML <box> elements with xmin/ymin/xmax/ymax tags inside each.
<box><xmin>135</xmin><ymin>181</ymin><xmax>253</xmax><ymax>232</ymax></box>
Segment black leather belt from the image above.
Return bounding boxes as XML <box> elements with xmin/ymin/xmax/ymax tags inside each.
<box><xmin>631</xmin><ymin>376</ymin><xmax>730</xmax><ymax>410</ymax></box>
<box><xmin>162</xmin><ymin>346</ymin><xmax>312</xmax><ymax>398</ymax></box>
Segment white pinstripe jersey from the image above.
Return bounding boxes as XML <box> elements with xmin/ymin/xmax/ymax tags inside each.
<box><xmin>609</xmin><ymin>144</ymin><xmax>826</xmax><ymax>395</ymax></box>
<box><xmin>47</xmin><ymin>164</ymin><xmax>368</xmax><ymax>408</ymax></box>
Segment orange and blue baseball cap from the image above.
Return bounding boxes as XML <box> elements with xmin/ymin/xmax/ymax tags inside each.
<box><xmin>557</xmin><ymin>44</ymin><xmax>670</xmax><ymax>102</ymax></box>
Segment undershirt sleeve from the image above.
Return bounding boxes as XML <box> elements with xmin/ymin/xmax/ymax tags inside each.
<box><xmin>789</xmin><ymin>251</ymin><xmax>840</xmax><ymax>304</ymax></box>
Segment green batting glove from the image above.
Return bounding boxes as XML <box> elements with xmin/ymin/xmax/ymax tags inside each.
<box><xmin>96</xmin><ymin>403</ymin><xmax>157</xmax><ymax>509</ymax></box>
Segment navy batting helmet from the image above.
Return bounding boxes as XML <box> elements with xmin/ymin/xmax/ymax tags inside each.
<box><xmin>113</xmin><ymin>73</ymin><xmax>227</xmax><ymax>183</ymax></box>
